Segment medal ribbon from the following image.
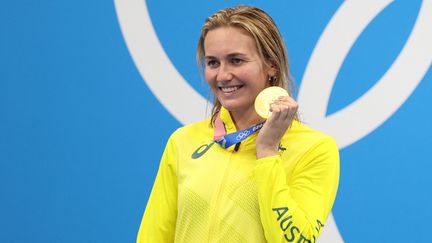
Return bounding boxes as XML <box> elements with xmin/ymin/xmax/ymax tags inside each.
<box><xmin>213</xmin><ymin>113</ymin><xmax>264</xmax><ymax>149</ymax></box>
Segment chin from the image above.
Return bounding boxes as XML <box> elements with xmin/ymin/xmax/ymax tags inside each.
<box><xmin>220</xmin><ymin>103</ymin><xmax>235</xmax><ymax>111</ymax></box>
<box><xmin>220</xmin><ymin>102</ymin><xmax>247</xmax><ymax>113</ymax></box>
<box><xmin>219</xmin><ymin>103</ymin><xmax>236</xmax><ymax>111</ymax></box>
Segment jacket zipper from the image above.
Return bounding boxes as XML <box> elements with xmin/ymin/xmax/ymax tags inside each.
<box><xmin>207</xmin><ymin>148</ymin><xmax>238</xmax><ymax>242</ymax></box>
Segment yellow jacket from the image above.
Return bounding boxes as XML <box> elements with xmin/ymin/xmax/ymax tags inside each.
<box><xmin>137</xmin><ymin>107</ymin><xmax>339</xmax><ymax>242</ymax></box>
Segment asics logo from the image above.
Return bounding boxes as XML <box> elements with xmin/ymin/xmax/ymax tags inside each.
<box><xmin>191</xmin><ymin>142</ymin><xmax>215</xmax><ymax>159</ymax></box>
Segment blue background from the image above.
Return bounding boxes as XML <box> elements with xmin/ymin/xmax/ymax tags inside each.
<box><xmin>0</xmin><ymin>1</ymin><xmax>430</xmax><ymax>242</ymax></box>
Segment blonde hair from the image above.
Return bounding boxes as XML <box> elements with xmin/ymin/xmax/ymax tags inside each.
<box><xmin>196</xmin><ymin>5</ymin><xmax>297</xmax><ymax>123</ymax></box>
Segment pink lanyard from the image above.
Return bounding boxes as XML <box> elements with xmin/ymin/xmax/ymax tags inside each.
<box><xmin>213</xmin><ymin>113</ymin><xmax>226</xmax><ymax>140</ymax></box>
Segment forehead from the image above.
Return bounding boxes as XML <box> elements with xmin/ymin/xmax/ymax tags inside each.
<box><xmin>203</xmin><ymin>26</ymin><xmax>259</xmax><ymax>56</ymax></box>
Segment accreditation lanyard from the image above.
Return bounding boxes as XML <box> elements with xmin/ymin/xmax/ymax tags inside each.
<box><xmin>213</xmin><ymin>114</ymin><xmax>264</xmax><ymax>149</ymax></box>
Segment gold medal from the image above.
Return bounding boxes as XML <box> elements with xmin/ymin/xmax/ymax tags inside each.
<box><xmin>254</xmin><ymin>86</ymin><xmax>289</xmax><ymax>119</ymax></box>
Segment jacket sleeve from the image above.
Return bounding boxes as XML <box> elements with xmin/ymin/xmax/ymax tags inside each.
<box><xmin>137</xmin><ymin>135</ymin><xmax>178</xmax><ymax>243</ymax></box>
<box><xmin>254</xmin><ymin>137</ymin><xmax>340</xmax><ymax>243</ymax></box>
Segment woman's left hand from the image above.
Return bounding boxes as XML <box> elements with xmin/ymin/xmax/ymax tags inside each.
<box><xmin>256</xmin><ymin>96</ymin><xmax>298</xmax><ymax>159</ymax></box>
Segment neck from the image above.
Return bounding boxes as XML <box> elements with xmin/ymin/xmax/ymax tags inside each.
<box><xmin>230</xmin><ymin>108</ymin><xmax>265</xmax><ymax>131</ymax></box>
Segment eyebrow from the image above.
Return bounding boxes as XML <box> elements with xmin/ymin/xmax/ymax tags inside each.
<box><xmin>205</xmin><ymin>52</ymin><xmax>248</xmax><ymax>59</ymax></box>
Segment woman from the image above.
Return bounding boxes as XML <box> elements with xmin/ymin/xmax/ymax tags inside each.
<box><xmin>137</xmin><ymin>6</ymin><xmax>339</xmax><ymax>243</ymax></box>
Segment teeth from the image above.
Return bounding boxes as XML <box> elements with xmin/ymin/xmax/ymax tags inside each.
<box><xmin>221</xmin><ymin>86</ymin><xmax>240</xmax><ymax>93</ymax></box>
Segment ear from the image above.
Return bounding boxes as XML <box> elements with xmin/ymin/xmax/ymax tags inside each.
<box><xmin>266</xmin><ymin>62</ymin><xmax>278</xmax><ymax>77</ymax></box>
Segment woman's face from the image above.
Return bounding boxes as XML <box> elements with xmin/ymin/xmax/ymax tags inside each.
<box><xmin>204</xmin><ymin>27</ymin><xmax>275</xmax><ymax>115</ymax></box>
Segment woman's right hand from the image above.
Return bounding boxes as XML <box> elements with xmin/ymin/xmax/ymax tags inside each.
<box><xmin>255</xmin><ymin>96</ymin><xmax>298</xmax><ymax>159</ymax></box>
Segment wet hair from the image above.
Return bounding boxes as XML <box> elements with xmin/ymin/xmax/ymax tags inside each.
<box><xmin>196</xmin><ymin>5</ymin><xmax>297</xmax><ymax>123</ymax></box>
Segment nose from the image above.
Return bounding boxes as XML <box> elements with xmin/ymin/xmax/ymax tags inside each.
<box><xmin>216</xmin><ymin>63</ymin><xmax>233</xmax><ymax>83</ymax></box>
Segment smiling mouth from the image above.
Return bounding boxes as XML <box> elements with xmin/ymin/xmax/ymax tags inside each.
<box><xmin>220</xmin><ymin>85</ymin><xmax>243</xmax><ymax>93</ymax></box>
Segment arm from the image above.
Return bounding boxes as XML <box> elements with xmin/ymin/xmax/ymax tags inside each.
<box><xmin>255</xmin><ymin>137</ymin><xmax>340</xmax><ymax>242</ymax></box>
<box><xmin>255</xmin><ymin>96</ymin><xmax>339</xmax><ymax>242</ymax></box>
<box><xmin>137</xmin><ymin>135</ymin><xmax>178</xmax><ymax>243</ymax></box>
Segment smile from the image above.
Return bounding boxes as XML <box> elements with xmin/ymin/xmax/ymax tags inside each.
<box><xmin>220</xmin><ymin>85</ymin><xmax>243</xmax><ymax>93</ymax></box>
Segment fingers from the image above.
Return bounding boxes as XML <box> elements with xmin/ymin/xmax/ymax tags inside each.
<box><xmin>257</xmin><ymin>96</ymin><xmax>297</xmax><ymax>154</ymax></box>
<box><xmin>269</xmin><ymin>96</ymin><xmax>298</xmax><ymax>122</ymax></box>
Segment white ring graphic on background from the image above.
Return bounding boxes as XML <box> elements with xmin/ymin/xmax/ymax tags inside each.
<box><xmin>114</xmin><ymin>1</ymin><xmax>431</xmax><ymax>242</ymax></box>
<box><xmin>297</xmin><ymin>0</ymin><xmax>432</xmax><ymax>150</ymax></box>
<box><xmin>114</xmin><ymin>0</ymin><xmax>208</xmax><ymax>125</ymax></box>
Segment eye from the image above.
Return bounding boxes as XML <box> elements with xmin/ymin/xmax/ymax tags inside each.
<box><xmin>206</xmin><ymin>59</ymin><xmax>219</xmax><ymax>68</ymax></box>
<box><xmin>231</xmin><ymin>58</ymin><xmax>243</xmax><ymax>65</ymax></box>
